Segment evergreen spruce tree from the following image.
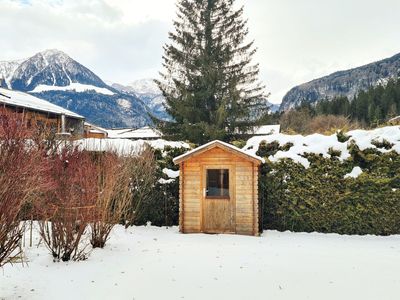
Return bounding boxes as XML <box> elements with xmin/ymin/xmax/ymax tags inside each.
<box><xmin>156</xmin><ymin>0</ymin><xmax>267</xmax><ymax>144</ymax></box>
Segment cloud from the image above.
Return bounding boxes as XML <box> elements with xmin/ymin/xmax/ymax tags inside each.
<box><xmin>1</xmin><ymin>0</ymin><xmax>400</xmax><ymax>103</ymax></box>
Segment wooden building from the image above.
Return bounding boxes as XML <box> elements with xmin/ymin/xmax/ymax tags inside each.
<box><xmin>173</xmin><ymin>140</ymin><xmax>263</xmax><ymax>236</ymax></box>
<box><xmin>84</xmin><ymin>122</ymin><xmax>108</xmax><ymax>139</ymax></box>
<box><xmin>107</xmin><ymin>126</ymin><xmax>162</xmax><ymax>140</ymax></box>
<box><xmin>0</xmin><ymin>87</ymin><xmax>84</xmax><ymax>136</ymax></box>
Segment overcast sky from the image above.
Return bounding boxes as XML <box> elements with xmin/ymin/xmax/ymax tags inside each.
<box><xmin>1</xmin><ymin>0</ymin><xmax>400</xmax><ymax>103</ymax></box>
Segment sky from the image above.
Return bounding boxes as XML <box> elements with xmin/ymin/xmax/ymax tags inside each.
<box><xmin>1</xmin><ymin>0</ymin><xmax>400</xmax><ymax>104</ymax></box>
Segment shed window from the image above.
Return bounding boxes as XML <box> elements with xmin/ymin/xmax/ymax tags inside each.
<box><xmin>206</xmin><ymin>169</ymin><xmax>229</xmax><ymax>198</ymax></box>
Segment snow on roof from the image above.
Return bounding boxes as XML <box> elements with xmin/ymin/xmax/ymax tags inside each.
<box><xmin>389</xmin><ymin>115</ymin><xmax>400</xmax><ymax>122</ymax></box>
<box><xmin>107</xmin><ymin>126</ymin><xmax>162</xmax><ymax>139</ymax></box>
<box><xmin>243</xmin><ymin>126</ymin><xmax>400</xmax><ymax>168</ymax></box>
<box><xmin>253</xmin><ymin>125</ymin><xmax>281</xmax><ymax>135</ymax></box>
<box><xmin>75</xmin><ymin>138</ymin><xmax>190</xmax><ymax>156</ymax></box>
<box><xmin>0</xmin><ymin>87</ymin><xmax>84</xmax><ymax>119</ymax></box>
<box><xmin>84</xmin><ymin>122</ymin><xmax>108</xmax><ymax>134</ymax></box>
<box><xmin>173</xmin><ymin>140</ymin><xmax>264</xmax><ymax>164</ymax></box>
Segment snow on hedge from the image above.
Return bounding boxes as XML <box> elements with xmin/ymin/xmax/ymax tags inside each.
<box><xmin>344</xmin><ymin>167</ymin><xmax>363</xmax><ymax>179</ymax></box>
<box><xmin>243</xmin><ymin>126</ymin><xmax>400</xmax><ymax>168</ymax></box>
<box><xmin>163</xmin><ymin>168</ymin><xmax>180</xmax><ymax>179</ymax></box>
<box><xmin>158</xmin><ymin>168</ymin><xmax>180</xmax><ymax>184</ymax></box>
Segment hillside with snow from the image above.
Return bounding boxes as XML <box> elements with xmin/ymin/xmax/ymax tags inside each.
<box><xmin>112</xmin><ymin>79</ymin><xmax>169</xmax><ymax>121</ymax></box>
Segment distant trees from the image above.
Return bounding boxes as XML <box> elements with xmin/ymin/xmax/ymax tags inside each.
<box><xmin>279</xmin><ymin>78</ymin><xmax>400</xmax><ymax>134</ymax></box>
<box><xmin>156</xmin><ymin>0</ymin><xmax>267</xmax><ymax>143</ymax></box>
<box><xmin>314</xmin><ymin>78</ymin><xmax>400</xmax><ymax>127</ymax></box>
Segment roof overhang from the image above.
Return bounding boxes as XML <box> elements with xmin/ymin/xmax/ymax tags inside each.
<box><xmin>173</xmin><ymin>140</ymin><xmax>264</xmax><ymax>165</ymax></box>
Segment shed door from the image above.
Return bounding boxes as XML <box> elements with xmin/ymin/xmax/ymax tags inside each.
<box><xmin>202</xmin><ymin>166</ymin><xmax>234</xmax><ymax>233</ymax></box>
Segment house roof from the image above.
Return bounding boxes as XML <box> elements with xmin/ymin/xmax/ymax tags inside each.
<box><xmin>253</xmin><ymin>125</ymin><xmax>281</xmax><ymax>135</ymax></box>
<box><xmin>173</xmin><ymin>140</ymin><xmax>264</xmax><ymax>165</ymax></box>
<box><xmin>389</xmin><ymin>116</ymin><xmax>400</xmax><ymax>122</ymax></box>
<box><xmin>84</xmin><ymin>122</ymin><xmax>109</xmax><ymax>134</ymax></box>
<box><xmin>0</xmin><ymin>87</ymin><xmax>84</xmax><ymax>119</ymax></box>
<box><xmin>107</xmin><ymin>126</ymin><xmax>162</xmax><ymax>139</ymax></box>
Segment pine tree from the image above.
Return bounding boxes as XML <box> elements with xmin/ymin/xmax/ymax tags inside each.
<box><xmin>155</xmin><ymin>0</ymin><xmax>267</xmax><ymax>144</ymax></box>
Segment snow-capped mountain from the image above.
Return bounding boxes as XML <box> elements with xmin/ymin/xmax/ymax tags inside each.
<box><xmin>8</xmin><ymin>49</ymin><xmax>108</xmax><ymax>92</ymax></box>
<box><xmin>112</xmin><ymin>79</ymin><xmax>169</xmax><ymax>121</ymax></box>
<box><xmin>0</xmin><ymin>50</ymin><xmax>155</xmax><ymax>128</ymax></box>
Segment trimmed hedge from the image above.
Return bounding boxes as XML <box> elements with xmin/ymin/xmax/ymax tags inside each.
<box><xmin>136</xmin><ymin>141</ymin><xmax>400</xmax><ymax>236</ymax></box>
<box><xmin>259</xmin><ymin>148</ymin><xmax>400</xmax><ymax>235</ymax></box>
<box><xmin>132</xmin><ymin>146</ymin><xmax>187</xmax><ymax>227</ymax></box>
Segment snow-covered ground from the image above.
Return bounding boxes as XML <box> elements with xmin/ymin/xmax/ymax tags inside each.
<box><xmin>1</xmin><ymin>225</ymin><xmax>400</xmax><ymax>300</ymax></box>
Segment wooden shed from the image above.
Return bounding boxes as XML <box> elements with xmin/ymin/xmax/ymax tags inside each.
<box><xmin>173</xmin><ymin>140</ymin><xmax>263</xmax><ymax>236</ymax></box>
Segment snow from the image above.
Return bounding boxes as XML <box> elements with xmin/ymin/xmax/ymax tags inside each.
<box><xmin>116</xmin><ymin>98</ymin><xmax>132</xmax><ymax>110</ymax></box>
<box><xmin>31</xmin><ymin>83</ymin><xmax>114</xmax><ymax>95</ymax></box>
<box><xmin>253</xmin><ymin>124</ymin><xmax>281</xmax><ymax>135</ymax></box>
<box><xmin>348</xmin><ymin>126</ymin><xmax>400</xmax><ymax>151</ymax></box>
<box><xmin>344</xmin><ymin>166</ymin><xmax>363</xmax><ymax>179</ymax></box>
<box><xmin>1</xmin><ymin>224</ymin><xmax>400</xmax><ymax>300</ymax></box>
<box><xmin>0</xmin><ymin>59</ymin><xmax>25</xmax><ymax>88</ymax></box>
<box><xmin>127</xmin><ymin>78</ymin><xmax>161</xmax><ymax>95</ymax></box>
<box><xmin>0</xmin><ymin>87</ymin><xmax>84</xmax><ymax>119</ymax></box>
<box><xmin>174</xmin><ymin>140</ymin><xmax>265</xmax><ymax>164</ymax></box>
<box><xmin>158</xmin><ymin>178</ymin><xmax>175</xmax><ymax>184</ymax></box>
<box><xmin>389</xmin><ymin>115</ymin><xmax>400</xmax><ymax>123</ymax></box>
<box><xmin>163</xmin><ymin>168</ymin><xmax>180</xmax><ymax>179</ymax></box>
<box><xmin>75</xmin><ymin>138</ymin><xmax>190</xmax><ymax>156</ymax></box>
<box><xmin>243</xmin><ymin>126</ymin><xmax>400</xmax><ymax>168</ymax></box>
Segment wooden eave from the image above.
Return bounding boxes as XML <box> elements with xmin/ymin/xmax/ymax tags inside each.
<box><xmin>173</xmin><ymin>140</ymin><xmax>263</xmax><ymax>165</ymax></box>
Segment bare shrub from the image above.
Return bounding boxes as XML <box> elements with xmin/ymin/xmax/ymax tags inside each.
<box><xmin>89</xmin><ymin>146</ymin><xmax>158</xmax><ymax>248</ymax></box>
<box><xmin>0</xmin><ymin>109</ymin><xmax>49</xmax><ymax>267</ymax></box>
<box><xmin>306</xmin><ymin>115</ymin><xmax>360</xmax><ymax>134</ymax></box>
<box><xmin>37</xmin><ymin>148</ymin><xmax>97</xmax><ymax>262</ymax></box>
<box><xmin>280</xmin><ymin>108</ymin><xmax>313</xmax><ymax>134</ymax></box>
<box><xmin>89</xmin><ymin>152</ymin><xmax>127</xmax><ymax>248</ymax></box>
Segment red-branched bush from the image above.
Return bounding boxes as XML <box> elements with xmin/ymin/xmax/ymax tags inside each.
<box><xmin>37</xmin><ymin>148</ymin><xmax>98</xmax><ymax>261</ymax></box>
<box><xmin>0</xmin><ymin>109</ymin><xmax>51</xmax><ymax>267</ymax></box>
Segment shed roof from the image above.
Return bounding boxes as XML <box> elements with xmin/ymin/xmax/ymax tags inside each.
<box><xmin>0</xmin><ymin>87</ymin><xmax>84</xmax><ymax>119</ymax></box>
<box><xmin>173</xmin><ymin>140</ymin><xmax>264</xmax><ymax>165</ymax></box>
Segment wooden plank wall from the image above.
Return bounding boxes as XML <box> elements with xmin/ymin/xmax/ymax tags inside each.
<box><xmin>181</xmin><ymin>161</ymin><xmax>202</xmax><ymax>232</ymax></box>
<box><xmin>235</xmin><ymin>161</ymin><xmax>257</xmax><ymax>235</ymax></box>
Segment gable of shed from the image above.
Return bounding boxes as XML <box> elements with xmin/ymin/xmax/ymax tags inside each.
<box><xmin>173</xmin><ymin>140</ymin><xmax>263</xmax><ymax>165</ymax></box>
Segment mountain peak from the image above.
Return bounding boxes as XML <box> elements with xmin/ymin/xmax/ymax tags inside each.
<box><xmin>8</xmin><ymin>49</ymin><xmax>107</xmax><ymax>91</ymax></box>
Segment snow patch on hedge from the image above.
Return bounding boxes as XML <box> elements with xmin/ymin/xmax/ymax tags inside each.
<box><xmin>243</xmin><ymin>126</ymin><xmax>400</xmax><ymax>168</ymax></box>
<box><xmin>344</xmin><ymin>167</ymin><xmax>363</xmax><ymax>179</ymax></box>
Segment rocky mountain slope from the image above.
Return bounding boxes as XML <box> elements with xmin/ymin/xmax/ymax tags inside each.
<box><xmin>112</xmin><ymin>79</ymin><xmax>169</xmax><ymax>121</ymax></box>
<box><xmin>0</xmin><ymin>50</ymin><xmax>152</xmax><ymax>128</ymax></box>
<box><xmin>281</xmin><ymin>52</ymin><xmax>400</xmax><ymax>111</ymax></box>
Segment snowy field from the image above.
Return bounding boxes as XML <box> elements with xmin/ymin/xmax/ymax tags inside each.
<box><xmin>1</xmin><ymin>225</ymin><xmax>400</xmax><ymax>300</ymax></box>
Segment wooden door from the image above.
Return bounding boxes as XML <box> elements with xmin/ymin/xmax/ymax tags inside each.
<box><xmin>202</xmin><ymin>165</ymin><xmax>235</xmax><ymax>233</ymax></box>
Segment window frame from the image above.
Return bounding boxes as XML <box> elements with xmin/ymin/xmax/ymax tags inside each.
<box><xmin>205</xmin><ymin>168</ymin><xmax>230</xmax><ymax>199</ymax></box>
